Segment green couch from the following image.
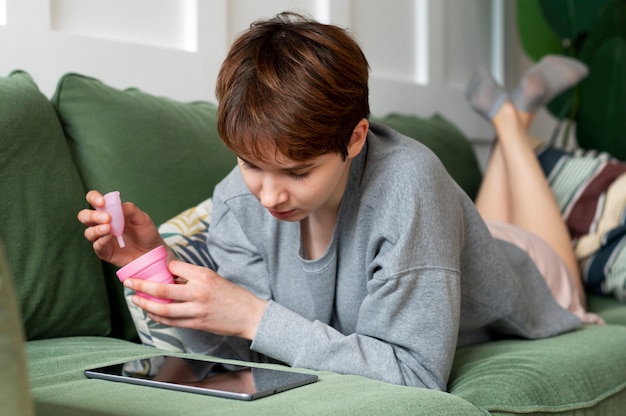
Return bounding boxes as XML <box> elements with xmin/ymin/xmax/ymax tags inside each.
<box><xmin>1</xmin><ymin>70</ymin><xmax>626</xmax><ymax>415</ymax></box>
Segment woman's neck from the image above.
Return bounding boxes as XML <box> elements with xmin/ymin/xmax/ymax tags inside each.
<box><xmin>300</xmin><ymin>159</ymin><xmax>352</xmax><ymax>260</ymax></box>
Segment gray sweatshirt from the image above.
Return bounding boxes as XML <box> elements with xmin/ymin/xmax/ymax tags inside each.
<box><xmin>178</xmin><ymin>122</ymin><xmax>580</xmax><ymax>390</ymax></box>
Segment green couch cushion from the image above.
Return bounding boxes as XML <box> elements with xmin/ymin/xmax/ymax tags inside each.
<box><xmin>0</xmin><ymin>71</ymin><xmax>110</xmax><ymax>340</ymax></box>
<box><xmin>0</xmin><ymin>242</ymin><xmax>33</xmax><ymax>416</ymax></box>
<box><xmin>52</xmin><ymin>73</ymin><xmax>239</xmax><ymax>340</ymax></box>
<box><xmin>27</xmin><ymin>337</ymin><xmax>484</xmax><ymax>416</ymax></box>
<box><xmin>588</xmin><ymin>294</ymin><xmax>626</xmax><ymax>325</ymax></box>
<box><xmin>372</xmin><ymin>113</ymin><xmax>483</xmax><ymax>200</ymax></box>
<box><xmin>450</xmin><ymin>324</ymin><xmax>626</xmax><ymax>415</ymax></box>
<box><xmin>52</xmin><ymin>73</ymin><xmax>237</xmax><ymax>227</ymax></box>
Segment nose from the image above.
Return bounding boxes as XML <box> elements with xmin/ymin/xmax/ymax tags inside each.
<box><xmin>259</xmin><ymin>174</ymin><xmax>288</xmax><ymax>208</ymax></box>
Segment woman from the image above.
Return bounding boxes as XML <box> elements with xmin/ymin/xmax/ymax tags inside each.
<box><xmin>79</xmin><ymin>13</ymin><xmax>582</xmax><ymax>390</ymax></box>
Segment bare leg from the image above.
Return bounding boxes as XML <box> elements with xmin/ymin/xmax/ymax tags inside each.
<box><xmin>475</xmin><ymin>140</ymin><xmax>510</xmax><ymax>222</ymax></box>
<box><xmin>482</xmin><ymin>103</ymin><xmax>585</xmax><ymax>304</ymax></box>
<box><xmin>467</xmin><ymin>61</ymin><xmax>589</xmax><ymax>305</ymax></box>
<box><xmin>495</xmin><ymin>104</ymin><xmax>579</xmax><ymax>267</ymax></box>
<box><xmin>466</xmin><ymin>68</ymin><xmax>511</xmax><ymax>221</ymax></box>
<box><xmin>474</xmin><ymin>110</ymin><xmax>536</xmax><ymax>220</ymax></box>
<box><xmin>516</xmin><ymin>111</ymin><xmax>535</xmax><ymax>131</ymax></box>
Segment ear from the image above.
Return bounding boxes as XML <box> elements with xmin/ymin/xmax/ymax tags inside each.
<box><xmin>346</xmin><ymin>118</ymin><xmax>369</xmax><ymax>159</ymax></box>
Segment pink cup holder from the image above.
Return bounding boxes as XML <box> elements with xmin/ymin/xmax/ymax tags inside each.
<box><xmin>116</xmin><ymin>246</ymin><xmax>174</xmax><ymax>303</ymax></box>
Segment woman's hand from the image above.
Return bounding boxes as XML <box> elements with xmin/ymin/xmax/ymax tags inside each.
<box><xmin>77</xmin><ymin>190</ymin><xmax>165</xmax><ymax>267</ymax></box>
<box><xmin>124</xmin><ymin>261</ymin><xmax>268</xmax><ymax>341</ymax></box>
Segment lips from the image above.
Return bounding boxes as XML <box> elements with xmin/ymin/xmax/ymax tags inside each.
<box><xmin>269</xmin><ymin>209</ymin><xmax>296</xmax><ymax>219</ymax></box>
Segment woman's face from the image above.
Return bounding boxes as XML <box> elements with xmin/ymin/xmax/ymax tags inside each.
<box><xmin>237</xmin><ymin>150</ymin><xmax>352</xmax><ymax>222</ymax></box>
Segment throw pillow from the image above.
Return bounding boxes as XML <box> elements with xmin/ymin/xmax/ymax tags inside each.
<box><xmin>52</xmin><ymin>73</ymin><xmax>237</xmax><ymax>339</ymax></box>
<box><xmin>122</xmin><ymin>197</ymin><xmax>214</xmax><ymax>351</ymax></box>
<box><xmin>538</xmin><ymin>145</ymin><xmax>626</xmax><ymax>301</ymax></box>
<box><xmin>0</xmin><ymin>70</ymin><xmax>110</xmax><ymax>339</ymax></box>
<box><xmin>52</xmin><ymin>73</ymin><xmax>237</xmax><ymax>226</ymax></box>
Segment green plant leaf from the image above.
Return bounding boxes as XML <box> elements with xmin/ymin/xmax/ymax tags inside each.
<box><xmin>579</xmin><ymin>0</ymin><xmax>626</xmax><ymax>63</ymax></box>
<box><xmin>544</xmin><ymin>1</ymin><xmax>626</xmax><ymax>121</ymax></box>
<box><xmin>517</xmin><ymin>0</ymin><xmax>563</xmax><ymax>61</ymax></box>
<box><xmin>576</xmin><ymin>36</ymin><xmax>626</xmax><ymax>158</ymax></box>
<box><xmin>539</xmin><ymin>0</ymin><xmax>612</xmax><ymax>42</ymax></box>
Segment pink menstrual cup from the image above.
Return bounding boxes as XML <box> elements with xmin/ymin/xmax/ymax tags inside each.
<box><xmin>97</xmin><ymin>191</ymin><xmax>126</xmax><ymax>248</ymax></box>
<box><xmin>116</xmin><ymin>246</ymin><xmax>174</xmax><ymax>303</ymax></box>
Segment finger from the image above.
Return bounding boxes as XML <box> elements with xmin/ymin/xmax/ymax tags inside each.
<box><xmin>77</xmin><ymin>208</ymin><xmax>110</xmax><ymax>227</ymax></box>
<box><xmin>83</xmin><ymin>223</ymin><xmax>111</xmax><ymax>243</ymax></box>
<box><xmin>122</xmin><ymin>202</ymin><xmax>152</xmax><ymax>226</ymax></box>
<box><xmin>130</xmin><ymin>294</ymin><xmax>174</xmax><ymax>318</ymax></box>
<box><xmin>92</xmin><ymin>234</ymin><xmax>114</xmax><ymax>254</ymax></box>
<box><xmin>128</xmin><ymin>287</ymin><xmax>197</xmax><ymax>320</ymax></box>
<box><xmin>124</xmin><ymin>278</ymin><xmax>191</xmax><ymax>303</ymax></box>
<box><xmin>86</xmin><ymin>190</ymin><xmax>105</xmax><ymax>209</ymax></box>
<box><xmin>168</xmin><ymin>260</ymin><xmax>215</xmax><ymax>282</ymax></box>
<box><xmin>144</xmin><ymin>311</ymin><xmax>198</xmax><ymax>329</ymax></box>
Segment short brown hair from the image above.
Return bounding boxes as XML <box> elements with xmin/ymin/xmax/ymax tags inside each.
<box><xmin>216</xmin><ymin>12</ymin><xmax>370</xmax><ymax>162</ymax></box>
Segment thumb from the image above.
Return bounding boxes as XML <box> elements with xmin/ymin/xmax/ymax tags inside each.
<box><xmin>168</xmin><ymin>260</ymin><xmax>215</xmax><ymax>281</ymax></box>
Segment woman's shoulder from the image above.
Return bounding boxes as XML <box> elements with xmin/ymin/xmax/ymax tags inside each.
<box><xmin>361</xmin><ymin>122</ymin><xmax>456</xmax><ymax>197</ymax></box>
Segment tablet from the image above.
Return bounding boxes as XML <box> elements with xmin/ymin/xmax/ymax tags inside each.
<box><xmin>84</xmin><ymin>355</ymin><xmax>318</xmax><ymax>401</ymax></box>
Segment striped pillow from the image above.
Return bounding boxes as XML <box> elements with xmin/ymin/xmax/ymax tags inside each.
<box><xmin>538</xmin><ymin>146</ymin><xmax>626</xmax><ymax>301</ymax></box>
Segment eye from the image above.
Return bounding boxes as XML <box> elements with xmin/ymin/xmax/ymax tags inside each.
<box><xmin>290</xmin><ymin>171</ymin><xmax>310</xmax><ymax>181</ymax></box>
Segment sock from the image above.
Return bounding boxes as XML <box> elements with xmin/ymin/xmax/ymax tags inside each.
<box><xmin>511</xmin><ymin>55</ymin><xmax>588</xmax><ymax>113</ymax></box>
<box><xmin>465</xmin><ymin>67</ymin><xmax>508</xmax><ymax>120</ymax></box>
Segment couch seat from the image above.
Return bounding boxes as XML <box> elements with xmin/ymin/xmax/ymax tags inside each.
<box><xmin>450</xmin><ymin>324</ymin><xmax>626</xmax><ymax>415</ymax></box>
<box><xmin>26</xmin><ymin>324</ymin><xmax>626</xmax><ymax>416</ymax></box>
<box><xmin>26</xmin><ymin>337</ymin><xmax>483</xmax><ymax>416</ymax></box>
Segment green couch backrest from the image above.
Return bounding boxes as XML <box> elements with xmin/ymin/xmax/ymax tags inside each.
<box><xmin>0</xmin><ymin>71</ymin><xmax>111</xmax><ymax>340</ymax></box>
<box><xmin>1</xmin><ymin>70</ymin><xmax>482</xmax><ymax>342</ymax></box>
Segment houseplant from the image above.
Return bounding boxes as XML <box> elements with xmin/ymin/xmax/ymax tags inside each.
<box><xmin>516</xmin><ymin>0</ymin><xmax>626</xmax><ymax>158</ymax></box>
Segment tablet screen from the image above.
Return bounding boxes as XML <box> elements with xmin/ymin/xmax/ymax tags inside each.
<box><xmin>85</xmin><ymin>355</ymin><xmax>318</xmax><ymax>400</ymax></box>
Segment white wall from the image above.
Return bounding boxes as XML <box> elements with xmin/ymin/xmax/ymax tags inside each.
<box><xmin>0</xmin><ymin>0</ymin><xmax>557</xmax><ymax>170</ymax></box>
